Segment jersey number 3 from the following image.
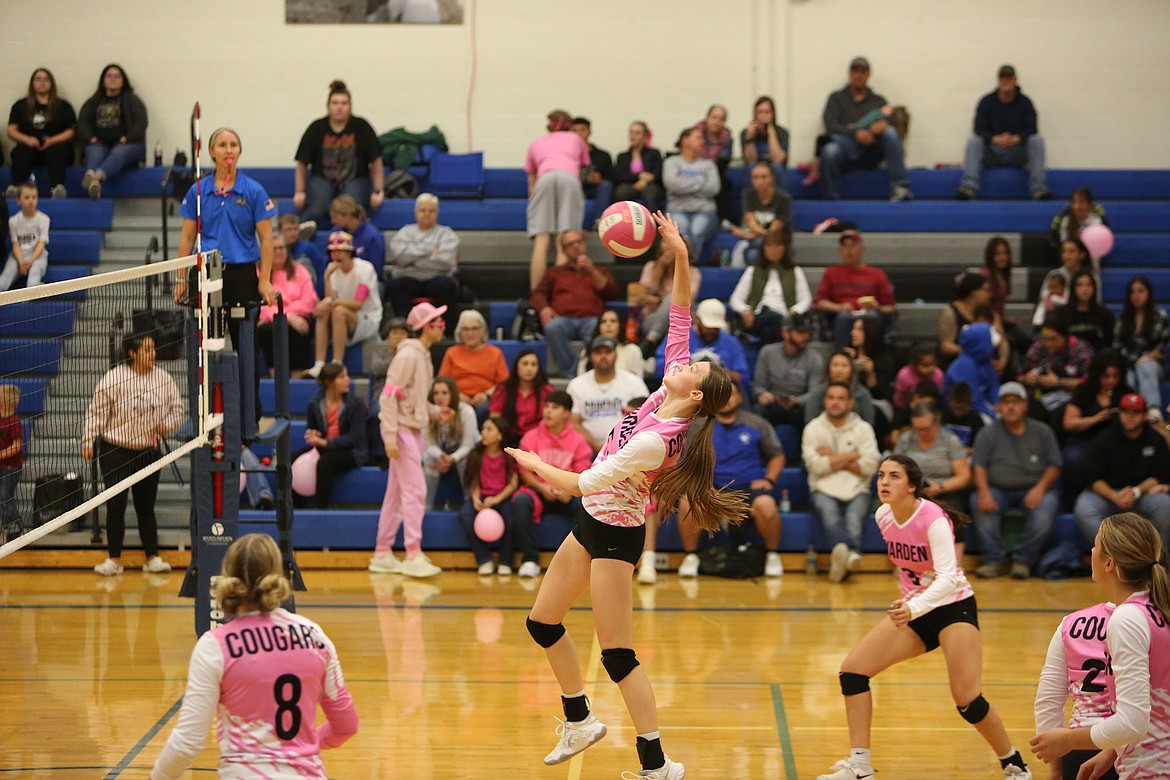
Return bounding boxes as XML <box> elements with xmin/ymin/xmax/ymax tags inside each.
<box><xmin>274</xmin><ymin>673</ymin><xmax>303</xmax><ymax>739</ymax></box>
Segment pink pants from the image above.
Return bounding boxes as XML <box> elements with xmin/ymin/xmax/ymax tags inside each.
<box><xmin>375</xmin><ymin>428</ymin><xmax>426</xmax><ymax>556</ymax></box>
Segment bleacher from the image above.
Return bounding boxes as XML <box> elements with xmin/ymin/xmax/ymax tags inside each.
<box><xmin>4</xmin><ymin>160</ymin><xmax>1169</xmax><ymax>562</ymax></box>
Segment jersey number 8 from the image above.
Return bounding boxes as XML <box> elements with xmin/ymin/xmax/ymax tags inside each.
<box><xmin>274</xmin><ymin>673</ymin><xmax>303</xmax><ymax>739</ymax></box>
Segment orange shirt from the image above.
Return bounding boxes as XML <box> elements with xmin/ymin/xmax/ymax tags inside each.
<box><xmin>438</xmin><ymin>344</ymin><xmax>510</xmax><ymax>398</ymax></box>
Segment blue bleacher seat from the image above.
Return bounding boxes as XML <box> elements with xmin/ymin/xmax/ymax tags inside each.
<box><xmin>1101</xmin><ymin>268</ymin><xmax>1170</xmax><ymax>303</ymax></box>
<box><xmin>5</xmin><ymin>199</ymin><xmax>114</xmax><ymax>230</ymax></box>
<box><xmin>46</xmin><ymin>232</ymin><xmax>102</xmax><ymax>265</ymax></box>
<box><xmin>0</xmin><ymin>339</ymin><xmax>63</xmax><ymax>374</ymax></box>
<box><xmin>41</xmin><ymin>265</ymin><xmax>92</xmax><ymax>283</ymax></box>
<box><xmin>492</xmin><ymin>340</ymin><xmax>547</xmax><ymax>370</ymax></box>
<box><xmin>0</xmin><ymin>301</ymin><xmax>76</xmax><ymax>336</ymax></box>
<box><xmin>697</xmin><ymin>267</ymin><xmax>742</xmax><ymax>301</ymax></box>
<box><xmin>1109</xmin><ymin>235</ymin><xmax>1170</xmax><ymax>267</ymax></box>
<box><xmin>773</xmin><ymin>425</ymin><xmax>801</xmax><ymax>461</ymax></box>
<box><xmin>6</xmin><ymin>377</ymin><xmax>49</xmax><ymax>416</ymax></box>
<box><xmin>251</xmin><ymin>419</ymin><xmax>308</xmax><ymax>459</ymax></box>
<box><xmin>484</xmin><ymin>168</ymin><xmax>529</xmax><ymax>198</ymax></box>
<box><xmin>258</xmin><ymin>378</ymin><xmax>354</xmax><ymax>415</ymax></box>
<box><xmin>427</xmin><ymin>152</ymin><xmax>485</xmax><ymax>199</ymax></box>
<box><xmin>487</xmin><ymin>301</ymin><xmax>517</xmax><ymax>334</ymax></box>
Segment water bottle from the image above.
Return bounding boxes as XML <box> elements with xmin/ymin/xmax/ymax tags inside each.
<box><xmin>494</xmin><ymin>326</ymin><xmax>504</xmax><ymax>340</ymax></box>
<box><xmin>719</xmin><ymin>249</ymin><xmax>731</xmax><ymax>267</ymax></box>
<box><xmin>153</xmin><ymin>140</ymin><xmax>163</xmax><ymax>167</ymax></box>
<box><xmin>779</xmin><ymin>488</ymin><xmax>791</xmax><ymax>514</ymax></box>
<box><xmin>806</xmin><ymin>545</ymin><xmax>818</xmax><ymax>574</ymax></box>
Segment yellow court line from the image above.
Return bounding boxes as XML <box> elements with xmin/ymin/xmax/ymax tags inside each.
<box><xmin>566</xmin><ymin>632</ymin><xmax>603</xmax><ymax>780</ymax></box>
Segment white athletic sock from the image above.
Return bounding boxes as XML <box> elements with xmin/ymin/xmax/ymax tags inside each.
<box><xmin>849</xmin><ymin>748</ymin><xmax>872</xmax><ymax>771</ymax></box>
<box><xmin>563</xmin><ymin>690</ymin><xmax>585</xmax><ymax>700</ymax></box>
<box><xmin>637</xmin><ymin>730</ymin><xmax>660</xmax><ymax>741</ymax></box>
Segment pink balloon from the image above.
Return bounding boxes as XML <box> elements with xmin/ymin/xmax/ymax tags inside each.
<box><xmin>474</xmin><ymin>507</ymin><xmax>505</xmax><ymax>543</ymax></box>
<box><xmin>1079</xmin><ymin>224</ymin><xmax>1114</xmax><ymax>260</ymax></box>
<box><xmin>239</xmin><ymin>470</ymin><xmax>247</xmax><ymax>494</ymax></box>
<box><xmin>291</xmin><ymin>448</ymin><xmax>320</xmax><ymax>496</ymax></box>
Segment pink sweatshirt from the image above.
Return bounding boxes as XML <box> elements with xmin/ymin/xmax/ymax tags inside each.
<box><xmin>525</xmin><ymin>131</ymin><xmax>590</xmax><ymax>178</ymax></box>
<box><xmin>259</xmin><ymin>265</ymin><xmax>319</xmax><ymax>323</ymax></box>
<box><xmin>379</xmin><ymin>339</ymin><xmax>435</xmax><ymax>439</ymax></box>
<box><xmin>517</xmin><ymin>421</ymin><xmax>593</xmax><ymax>489</ymax></box>
<box><xmin>892</xmin><ymin>364</ymin><xmax>944</xmax><ymax>408</ymax></box>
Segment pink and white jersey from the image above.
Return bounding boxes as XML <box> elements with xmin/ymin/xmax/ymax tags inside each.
<box><xmin>579</xmin><ymin>304</ymin><xmax>692</xmax><ymax>528</ymax></box>
<box><xmin>151</xmin><ymin>609</ymin><xmax>358</xmax><ymax>780</ymax></box>
<box><xmin>1059</xmin><ymin>603</ymin><xmax>1117</xmax><ymax>728</ymax></box>
<box><xmin>1111</xmin><ymin>593</ymin><xmax>1170</xmax><ymax>780</ymax></box>
<box><xmin>874</xmin><ymin>499</ymin><xmax>973</xmax><ymax>618</ymax></box>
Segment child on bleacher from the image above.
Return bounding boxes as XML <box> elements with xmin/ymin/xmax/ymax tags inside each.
<box><xmin>0</xmin><ymin>385</ymin><xmax>23</xmax><ymax>536</ymax></box>
<box><xmin>1033</xmin><ymin>272</ymin><xmax>1068</xmax><ymax>329</ymax></box>
<box><xmin>458</xmin><ymin>414</ymin><xmax>519</xmax><ymax>575</ymax></box>
<box><xmin>0</xmin><ymin>182</ymin><xmax>49</xmax><ymax>292</ymax></box>
<box><xmin>424</xmin><ymin>376</ymin><xmax>480</xmax><ymax>509</ymax></box>
<box><xmin>944</xmin><ymin>322</ymin><xmax>1001</xmax><ymax>421</ymax></box>
<box><xmin>941</xmin><ymin>382</ymin><xmax>986</xmax><ymax>448</ymax></box>
<box><xmin>891</xmin><ymin>343</ymin><xmax>943</xmax><ymax>409</ymax></box>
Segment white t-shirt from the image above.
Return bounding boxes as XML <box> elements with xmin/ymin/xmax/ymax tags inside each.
<box><xmin>9</xmin><ymin>210</ymin><xmax>50</xmax><ymax>259</ymax></box>
<box><xmin>328</xmin><ymin>258</ymin><xmax>383</xmax><ymax>320</ymax></box>
<box><xmin>567</xmin><ymin>368</ymin><xmax>649</xmax><ymax>445</ymax></box>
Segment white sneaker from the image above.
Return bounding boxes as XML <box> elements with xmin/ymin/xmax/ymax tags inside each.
<box><xmin>677</xmin><ymin>552</ymin><xmax>700</xmax><ymax>578</ymax></box>
<box><xmin>765</xmin><ymin>551</ymin><xmax>784</xmax><ymax>577</ymax></box>
<box><xmin>848</xmin><ymin>551</ymin><xmax>862</xmax><ymax>573</ymax></box>
<box><xmin>622</xmin><ymin>756</ymin><xmax>685</xmax><ymax>779</ymax></box>
<box><xmin>368</xmin><ymin>551</ymin><xmax>402</xmax><ymax>574</ymax></box>
<box><xmin>497</xmin><ymin>564</ymin><xmax>513</xmax><ymax>577</ymax></box>
<box><xmin>636</xmin><ymin>550</ymin><xmax>657</xmax><ymax>585</ymax></box>
<box><xmin>543</xmin><ymin>713</ymin><xmax>607</xmax><ymax>765</ymax></box>
<box><xmin>298</xmin><ymin>220</ymin><xmax>318</xmax><ymax>242</ymax></box>
<box><xmin>94</xmin><ymin>558</ymin><xmax>123</xmax><ymax>576</ymax></box>
<box><xmin>829</xmin><ymin>543</ymin><xmax>852</xmax><ymax>584</ymax></box>
<box><xmin>400</xmin><ymin>554</ymin><xmax>442</xmax><ymax>578</ymax></box>
<box><xmin>1003</xmin><ymin>765</ymin><xmax>1033</xmax><ymax>779</ymax></box>
<box><xmin>477</xmin><ymin>560</ymin><xmax>495</xmax><ymax>576</ymax></box>
<box><xmin>142</xmin><ymin>556</ymin><xmax>172</xmax><ymax>573</ymax></box>
<box><xmin>518</xmin><ymin>561</ymin><xmax>541</xmax><ymax>578</ymax></box>
<box><xmin>305</xmin><ymin>361</ymin><xmax>325</xmax><ymax>379</ymax></box>
<box><xmin>817</xmin><ymin>759</ymin><xmax>873</xmax><ymax>780</ymax></box>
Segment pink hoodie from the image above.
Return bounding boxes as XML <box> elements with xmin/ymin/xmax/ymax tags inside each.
<box><xmin>258</xmin><ymin>264</ymin><xmax>319</xmax><ymax>323</ymax></box>
<box><xmin>379</xmin><ymin>339</ymin><xmax>435</xmax><ymax>439</ymax></box>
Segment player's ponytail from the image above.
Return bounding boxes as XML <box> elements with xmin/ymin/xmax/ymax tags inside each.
<box><xmin>213</xmin><ymin>534</ymin><xmax>292</xmax><ymax>616</ymax></box>
<box><xmin>1100</xmin><ymin>512</ymin><xmax>1170</xmax><ymax>619</ymax></box>
<box><xmin>650</xmin><ymin>366</ymin><xmax>747</xmax><ymax>532</ymax></box>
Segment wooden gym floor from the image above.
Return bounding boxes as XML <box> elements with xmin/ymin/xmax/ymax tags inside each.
<box><xmin>0</xmin><ymin>559</ymin><xmax>1096</xmax><ymax>779</ymax></box>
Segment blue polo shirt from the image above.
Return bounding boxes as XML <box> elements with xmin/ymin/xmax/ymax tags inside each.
<box><xmin>710</xmin><ymin>409</ymin><xmax>783</xmax><ymax>488</ymax></box>
<box><xmin>179</xmin><ymin>172</ymin><xmax>276</xmax><ymax>264</ymax></box>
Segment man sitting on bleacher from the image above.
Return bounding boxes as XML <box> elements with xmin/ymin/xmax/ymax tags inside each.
<box><xmin>754</xmin><ymin>312</ymin><xmax>823</xmax><ymax>428</ymax></box>
<box><xmin>567</xmin><ymin>335</ymin><xmax>648</xmax><ymax>453</ymax></box>
<box><xmin>531</xmin><ymin>230</ymin><xmax>619</xmax><ymax>378</ymax></box>
<box><xmin>387</xmin><ymin>193</ymin><xmax>459</xmax><ymax>324</ymax></box>
<box><xmin>813</xmin><ymin>229</ymin><xmax>897</xmax><ymax>349</ymax></box>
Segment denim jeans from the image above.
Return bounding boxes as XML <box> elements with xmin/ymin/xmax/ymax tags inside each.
<box><xmin>820</xmin><ymin>127</ymin><xmax>908</xmax><ymax>200</ymax></box>
<box><xmin>543</xmin><ymin>315</ymin><xmax>597</xmax><ymax>377</ymax></box>
<box><xmin>1128</xmin><ymin>360</ymin><xmax>1165</xmax><ymax>416</ymax></box>
<box><xmin>0</xmin><ymin>255</ymin><xmax>48</xmax><ymax>292</ymax></box>
<box><xmin>1074</xmin><ymin>490</ymin><xmax>1170</xmax><ymax>551</ymax></box>
<box><xmin>239</xmin><ymin>448</ymin><xmax>274</xmax><ymax>508</ymax></box>
<box><xmin>458</xmin><ymin>496</ymin><xmax>516</xmax><ymax>566</ymax></box>
<box><xmin>83</xmin><ymin>141</ymin><xmax>145</xmax><ymax>179</ymax></box>
<box><xmin>810</xmin><ymin>490</ymin><xmax>871</xmax><ymax>552</ymax></box>
<box><xmin>671</xmin><ymin>210</ymin><xmax>718</xmax><ymax>258</ymax></box>
<box><xmin>969</xmin><ymin>486</ymin><xmax>1059</xmax><ymax>565</ymax></box>
<box><xmin>960</xmin><ymin>135</ymin><xmax>1048</xmax><ymax>195</ymax></box>
<box><xmin>0</xmin><ymin>466</ymin><xmax>21</xmax><ymax>527</ymax></box>
<box><xmin>302</xmin><ymin>174</ymin><xmax>373</xmax><ymax>225</ymax></box>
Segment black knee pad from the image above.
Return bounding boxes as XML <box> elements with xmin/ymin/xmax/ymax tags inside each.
<box><xmin>526</xmin><ymin>617</ymin><xmax>566</xmax><ymax>648</ymax></box>
<box><xmin>601</xmin><ymin>647</ymin><xmax>640</xmax><ymax>683</ymax></box>
<box><xmin>838</xmin><ymin>671</ymin><xmax>871</xmax><ymax>696</ymax></box>
<box><xmin>957</xmin><ymin>694</ymin><xmax>990</xmax><ymax>724</ymax></box>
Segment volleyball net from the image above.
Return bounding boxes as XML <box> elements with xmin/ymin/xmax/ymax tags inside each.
<box><xmin>0</xmin><ymin>252</ymin><xmax>222</xmax><ymax>559</ymax></box>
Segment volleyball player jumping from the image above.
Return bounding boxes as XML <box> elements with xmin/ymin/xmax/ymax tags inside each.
<box><xmin>507</xmin><ymin>211</ymin><xmax>745</xmax><ymax>779</ymax></box>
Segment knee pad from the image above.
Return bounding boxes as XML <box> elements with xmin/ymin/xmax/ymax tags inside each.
<box><xmin>957</xmin><ymin>694</ymin><xmax>990</xmax><ymax>724</ymax></box>
<box><xmin>838</xmin><ymin>671</ymin><xmax>871</xmax><ymax>696</ymax></box>
<box><xmin>525</xmin><ymin>617</ymin><xmax>565</xmax><ymax>649</ymax></box>
<box><xmin>601</xmin><ymin>647</ymin><xmax>640</xmax><ymax>683</ymax></box>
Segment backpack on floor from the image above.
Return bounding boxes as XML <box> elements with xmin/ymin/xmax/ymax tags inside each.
<box><xmin>698</xmin><ymin>541</ymin><xmax>766</xmax><ymax>579</ymax></box>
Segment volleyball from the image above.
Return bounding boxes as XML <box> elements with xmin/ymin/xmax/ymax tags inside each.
<box><xmin>474</xmin><ymin>507</ymin><xmax>505</xmax><ymax>542</ymax></box>
<box><xmin>598</xmin><ymin>201</ymin><xmax>656</xmax><ymax>258</ymax></box>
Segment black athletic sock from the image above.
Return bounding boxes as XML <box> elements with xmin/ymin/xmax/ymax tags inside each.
<box><xmin>561</xmin><ymin>693</ymin><xmax>589</xmax><ymax>722</ymax></box>
<box><xmin>999</xmin><ymin>750</ymin><xmax>1026</xmax><ymax>770</ymax></box>
<box><xmin>636</xmin><ymin>734</ymin><xmax>665</xmax><ymax>771</ymax></box>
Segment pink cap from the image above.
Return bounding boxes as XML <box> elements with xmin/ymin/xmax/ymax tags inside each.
<box><xmin>407</xmin><ymin>301</ymin><xmax>448</xmax><ymax>331</ymax></box>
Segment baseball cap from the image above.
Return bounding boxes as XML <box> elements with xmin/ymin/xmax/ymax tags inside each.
<box><xmin>590</xmin><ymin>335</ymin><xmax>617</xmax><ymax>352</ymax></box>
<box><xmin>326</xmin><ymin>230</ymin><xmax>354</xmax><ymax>253</ymax></box>
<box><xmin>998</xmin><ymin>64</ymin><xmax>1016</xmax><ymax>79</ymax></box>
<box><xmin>838</xmin><ymin>229</ymin><xmax>862</xmax><ymax>245</ymax></box>
<box><xmin>998</xmin><ymin>381</ymin><xmax>1028</xmax><ymax>400</ymax></box>
<box><xmin>850</xmin><ymin>56</ymin><xmax>870</xmax><ymax>71</ymax></box>
<box><xmin>1120</xmin><ymin>392</ymin><xmax>1147</xmax><ymax>412</ymax></box>
<box><xmin>785</xmin><ymin>312</ymin><xmax>812</xmax><ymax>332</ymax></box>
<box><xmin>696</xmin><ymin>299</ymin><xmax>728</xmax><ymax>330</ymax></box>
<box><xmin>406</xmin><ymin>301</ymin><xmax>448</xmax><ymax>331</ymax></box>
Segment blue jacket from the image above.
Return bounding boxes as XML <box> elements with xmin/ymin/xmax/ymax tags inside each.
<box><xmin>306</xmin><ymin>389</ymin><xmax>369</xmax><ymax>466</ymax></box>
<box><xmin>944</xmin><ymin>322</ymin><xmax>999</xmax><ymax>419</ymax></box>
<box><xmin>973</xmin><ymin>88</ymin><xmax>1038</xmax><ymax>142</ymax></box>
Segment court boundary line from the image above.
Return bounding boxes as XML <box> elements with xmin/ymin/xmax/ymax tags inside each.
<box><xmin>103</xmin><ymin>696</ymin><xmax>183</xmax><ymax>779</ymax></box>
<box><xmin>770</xmin><ymin>683</ymin><xmax>799</xmax><ymax>780</ymax></box>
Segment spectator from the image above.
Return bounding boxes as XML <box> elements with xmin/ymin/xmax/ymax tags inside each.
<box><xmin>943</xmin><ymin>322</ymin><xmax>1001</xmax><ymax>421</ymax></box>
<box><xmin>937</xmin><ymin>272</ymin><xmax>1007</xmax><ymax>369</ymax></box>
<box><xmin>238</xmin><ymin>447</ymin><xmax>275</xmax><ymax>510</ymax></box>
<box><xmin>512</xmin><ymin>391</ymin><xmax>592</xmax><ymax>578</ymax></box>
<box><xmin>0</xmin><ymin>385</ymin><xmax>23</xmax><ymax>536</ymax></box>
<box><xmin>1019</xmin><ymin>314</ymin><xmax>1093</xmax><ymax>422</ymax></box>
<box><xmin>612</xmin><ymin>121</ymin><xmax>664</xmax><ymax>212</ymax></box>
<box><xmin>1057</xmin><ymin>270</ymin><xmax>1114</xmax><ymax>352</ymax></box>
<box><xmin>671</xmin><ymin>382</ymin><xmax>786</xmax><ymax>579</ymax></box>
<box><xmin>892</xmin><ymin>343</ymin><xmax>944</xmax><ymax>409</ymax></box>
<box><xmin>801</xmin><ymin>382</ymin><xmax>880</xmax><ymax>584</ymax></box>
<box><xmin>695</xmin><ymin>104</ymin><xmax>733</xmax><ymax>221</ymax></box>
<box><xmin>78</xmin><ymin>63</ymin><xmax>147</xmax><ymax>199</ymax></box>
<box><xmin>6</xmin><ymin>68</ymin><xmax>75</xmax><ymax>199</ymax></box>
<box><xmin>567</xmin><ymin>334</ymin><xmax>649</xmax><ymax>452</ymax></box>
<box><xmin>525</xmin><ymin>109</ymin><xmax>590</xmax><ymax>289</ymax></box>
<box><xmin>293</xmin><ymin>80</ymin><xmax>383</xmax><ymax>226</ymax></box>
<box><xmin>83</xmin><ymin>334</ymin><xmax>184</xmax><ymax>576</ymax></box>
<box><xmin>728</xmin><ymin>162</ymin><xmax>792</xmax><ymax>267</ymax></box>
<box><xmin>805</xmin><ymin>350</ymin><xmax>878</xmax><ymax>428</ymax></box>
<box><xmin>636</xmin><ymin>236</ymin><xmax>701</xmax><ymax>357</ymax></box>
<box><xmin>729</xmin><ymin>231</ymin><xmax>810</xmax><ymax>345</ymax></box>
<box><xmin>955</xmin><ymin>64</ymin><xmax>1051</xmax><ymax>201</ymax></box>
<box><xmin>277</xmin><ymin>213</ymin><xmax>326</xmax><ymax>291</ymax></box>
<box><xmin>844</xmin><ymin>316</ymin><xmax>895</xmax><ymax>403</ymax></box>
<box><xmin>754</xmin><ymin>312</ymin><xmax>824</xmax><ymax>427</ymax></box>
<box><xmin>1062</xmin><ymin>348</ymin><xmax>1131</xmax><ymax>502</ymax></box>
<box><xmin>969</xmin><ymin>382</ymin><xmax>1061</xmax><ymax>579</ymax></box>
<box><xmin>663</xmin><ymin>126</ymin><xmax>721</xmax><ymax>254</ymax></box>
<box><xmin>307</xmin><ymin>231</ymin><xmax>383</xmax><ymax>377</ymax></box>
<box><xmin>886</xmin><ymin>379</ymin><xmax>941</xmax><ymax>448</ymax></box>
<box><xmin>437</xmin><ymin>309</ymin><xmax>508</xmax><ymax>407</ymax></box>
<box><xmin>488</xmin><ymin>348</ymin><xmax>554</xmax><ymax>444</ymax></box>
<box><xmin>530</xmin><ymin>229</ymin><xmax>619</xmax><ymax>377</ymax></box>
<box><xmin>942</xmin><ymin>381</ymin><xmax>985</xmax><ymax>448</ymax></box>
<box><xmin>329</xmin><ymin>195</ymin><xmax>386</xmax><ymax>280</ymax></box>
<box><xmin>300</xmin><ymin>364</ymin><xmax>367</xmax><ymax>509</ymax></box>
<box><xmin>893</xmin><ymin>402</ymin><xmax>972</xmax><ymax>555</ymax></box>
<box><xmin>1033</xmin><ymin>271</ymin><xmax>1069</xmax><ymax>330</ymax></box>
<box><xmin>257</xmin><ymin>230</ymin><xmax>318</xmax><ymax>378</ymax></box>
<box><xmin>1073</xmin><ymin>392</ymin><xmax>1170</xmax><ymax>550</ymax></box>
<box><xmin>0</xmin><ymin>182</ymin><xmax>49</xmax><ymax>292</ymax></box>
<box><xmin>423</xmin><ymin>376</ymin><xmax>479</xmax><ymax>508</ymax></box>
<box><xmin>459</xmin><ymin>414</ymin><xmax>520</xmax><ymax>575</ymax></box>
<box><xmin>570</xmin><ymin>117</ymin><xmax>614</xmax><ymax>212</ymax></box>
<box><xmin>1113</xmin><ymin>274</ymin><xmax>1169</xmax><ymax>419</ymax></box>
<box><xmin>655</xmin><ymin>299</ymin><xmax>750</xmax><ymax>391</ymax></box>
<box><xmin>387</xmin><ymin>192</ymin><xmax>459</xmax><ymax>320</ymax></box>
<box><xmin>739</xmin><ymin>96</ymin><xmax>789</xmax><ymax>187</ymax></box>
<box><xmin>367</xmin><ymin>316</ymin><xmax>411</xmax><ymax>467</ymax></box>
<box><xmin>819</xmin><ymin>57</ymin><xmax>911</xmax><ymax>201</ymax></box>
<box><xmin>1044</xmin><ymin>238</ymin><xmax>1098</xmax><ymax>305</ymax></box>
<box><xmin>1050</xmin><ymin>186</ymin><xmax>1108</xmax><ymax>245</ymax></box>
<box><xmin>813</xmin><ymin>229</ymin><xmax>896</xmax><ymax>349</ymax></box>
<box><xmin>577</xmin><ymin>309</ymin><xmax>644</xmax><ymax>378</ymax></box>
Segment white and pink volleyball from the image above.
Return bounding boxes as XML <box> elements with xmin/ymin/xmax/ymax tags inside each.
<box><xmin>597</xmin><ymin>201</ymin><xmax>656</xmax><ymax>258</ymax></box>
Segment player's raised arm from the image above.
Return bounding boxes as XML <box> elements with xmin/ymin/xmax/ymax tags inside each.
<box><xmin>653</xmin><ymin>211</ymin><xmax>691</xmax><ymax>309</ymax></box>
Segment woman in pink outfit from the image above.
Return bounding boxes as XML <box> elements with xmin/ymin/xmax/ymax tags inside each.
<box><xmin>369</xmin><ymin>301</ymin><xmax>453</xmax><ymax>578</ymax></box>
<box><xmin>506</xmin><ymin>212</ymin><xmax>745</xmax><ymax>780</ymax></box>
<box><xmin>525</xmin><ymin>108</ymin><xmax>591</xmax><ymax>289</ymax></box>
<box><xmin>258</xmin><ymin>230</ymin><xmax>319</xmax><ymax>377</ymax></box>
